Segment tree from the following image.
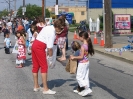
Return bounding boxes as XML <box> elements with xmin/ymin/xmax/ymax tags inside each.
<box><xmin>99</xmin><ymin>10</ymin><xmax>114</xmax><ymax>30</ymax></box>
<box><xmin>0</xmin><ymin>9</ymin><xmax>8</xmax><ymax>19</ymax></box>
<box><xmin>17</xmin><ymin>4</ymin><xmax>50</xmax><ymax>19</ymax></box>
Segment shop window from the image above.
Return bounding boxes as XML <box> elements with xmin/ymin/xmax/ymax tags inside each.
<box><xmin>81</xmin><ymin>11</ymin><xmax>84</xmax><ymax>15</ymax></box>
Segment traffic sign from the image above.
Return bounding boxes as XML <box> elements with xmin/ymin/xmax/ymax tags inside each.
<box><xmin>22</xmin><ymin>7</ymin><xmax>26</xmax><ymax>12</ymax></box>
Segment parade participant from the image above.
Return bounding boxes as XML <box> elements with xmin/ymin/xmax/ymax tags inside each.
<box><xmin>32</xmin><ymin>19</ymin><xmax>65</xmax><ymax>94</ymax></box>
<box><xmin>70</xmin><ymin>31</ymin><xmax>94</xmax><ymax>97</ymax></box>
<box><xmin>15</xmin><ymin>30</ymin><xmax>26</xmax><ymax>68</ymax></box>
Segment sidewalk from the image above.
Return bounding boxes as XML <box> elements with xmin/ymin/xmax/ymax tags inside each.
<box><xmin>68</xmin><ymin>32</ymin><xmax>133</xmax><ymax>64</ymax></box>
<box><xmin>94</xmin><ymin>44</ymin><xmax>133</xmax><ymax>64</ymax></box>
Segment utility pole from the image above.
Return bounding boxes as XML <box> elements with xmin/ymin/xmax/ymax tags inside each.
<box><xmin>42</xmin><ymin>0</ymin><xmax>44</xmax><ymax>19</ymax></box>
<box><xmin>86</xmin><ymin>0</ymin><xmax>89</xmax><ymax>24</ymax></box>
<box><xmin>104</xmin><ymin>0</ymin><xmax>113</xmax><ymax>48</ymax></box>
<box><xmin>68</xmin><ymin>0</ymin><xmax>69</xmax><ymax>7</ymax></box>
<box><xmin>55</xmin><ymin>0</ymin><xmax>58</xmax><ymax>18</ymax></box>
<box><xmin>14</xmin><ymin>0</ymin><xmax>16</xmax><ymax>11</ymax></box>
<box><xmin>22</xmin><ymin>0</ymin><xmax>25</xmax><ymax>16</ymax></box>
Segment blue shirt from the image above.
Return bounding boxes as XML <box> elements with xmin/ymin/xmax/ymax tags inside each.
<box><xmin>4</xmin><ymin>38</ymin><xmax>11</xmax><ymax>48</ymax></box>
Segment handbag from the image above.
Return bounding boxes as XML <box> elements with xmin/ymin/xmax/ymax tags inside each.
<box><xmin>12</xmin><ymin>42</ymin><xmax>18</xmax><ymax>53</ymax></box>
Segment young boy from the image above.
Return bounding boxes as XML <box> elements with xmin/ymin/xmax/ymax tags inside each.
<box><xmin>4</xmin><ymin>33</ymin><xmax>11</xmax><ymax>54</ymax></box>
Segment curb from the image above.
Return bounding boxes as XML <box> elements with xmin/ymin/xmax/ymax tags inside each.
<box><xmin>95</xmin><ymin>49</ymin><xmax>133</xmax><ymax>65</ymax></box>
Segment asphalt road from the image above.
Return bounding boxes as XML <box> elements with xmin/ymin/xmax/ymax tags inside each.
<box><xmin>0</xmin><ymin>33</ymin><xmax>133</xmax><ymax>99</ymax></box>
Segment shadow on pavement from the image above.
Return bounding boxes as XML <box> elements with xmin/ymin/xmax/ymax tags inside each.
<box><xmin>25</xmin><ymin>58</ymin><xmax>32</xmax><ymax>67</ymax></box>
<box><xmin>40</xmin><ymin>79</ymin><xmax>75</xmax><ymax>89</ymax></box>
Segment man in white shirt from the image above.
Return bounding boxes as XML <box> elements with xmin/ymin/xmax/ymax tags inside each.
<box><xmin>7</xmin><ymin>20</ymin><xmax>12</xmax><ymax>34</ymax></box>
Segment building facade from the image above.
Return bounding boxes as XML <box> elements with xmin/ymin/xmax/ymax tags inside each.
<box><xmin>88</xmin><ymin>8</ymin><xmax>133</xmax><ymax>21</ymax></box>
<box><xmin>47</xmin><ymin>6</ymin><xmax>87</xmax><ymax>23</ymax></box>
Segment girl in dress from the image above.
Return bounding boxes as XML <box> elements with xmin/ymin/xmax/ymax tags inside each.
<box><xmin>15</xmin><ymin>30</ymin><xmax>26</xmax><ymax>68</ymax></box>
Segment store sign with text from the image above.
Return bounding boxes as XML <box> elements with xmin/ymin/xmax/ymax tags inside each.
<box><xmin>114</xmin><ymin>14</ymin><xmax>131</xmax><ymax>30</ymax></box>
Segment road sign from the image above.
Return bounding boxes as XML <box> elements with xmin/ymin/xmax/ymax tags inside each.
<box><xmin>55</xmin><ymin>5</ymin><xmax>58</xmax><ymax>15</ymax></box>
<box><xmin>22</xmin><ymin>7</ymin><xmax>26</xmax><ymax>12</ymax></box>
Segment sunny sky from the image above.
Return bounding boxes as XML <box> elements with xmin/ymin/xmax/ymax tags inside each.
<box><xmin>0</xmin><ymin>0</ymin><xmax>86</xmax><ymax>11</ymax></box>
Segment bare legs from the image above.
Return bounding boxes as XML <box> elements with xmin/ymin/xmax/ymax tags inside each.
<box><xmin>58</xmin><ymin>42</ymin><xmax>66</xmax><ymax>61</ymax></box>
<box><xmin>33</xmin><ymin>73</ymin><xmax>39</xmax><ymax>88</ymax></box>
<box><xmin>33</xmin><ymin>73</ymin><xmax>49</xmax><ymax>91</ymax></box>
<box><xmin>41</xmin><ymin>73</ymin><xmax>49</xmax><ymax>91</ymax></box>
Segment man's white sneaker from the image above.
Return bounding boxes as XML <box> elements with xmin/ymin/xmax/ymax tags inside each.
<box><xmin>43</xmin><ymin>89</ymin><xmax>56</xmax><ymax>95</ymax></box>
<box><xmin>82</xmin><ymin>88</ymin><xmax>92</xmax><ymax>97</ymax></box>
<box><xmin>73</xmin><ymin>90</ymin><xmax>79</xmax><ymax>94</ymax></box>
<box><xmin>33</xmin><ymin>87</ymin><xmax>41</xmax><ymax>92</ymax></box>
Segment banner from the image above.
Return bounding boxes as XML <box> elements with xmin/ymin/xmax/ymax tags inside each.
<box><xmin>58</xmin><ymin>12</ymin><xmax>73</xmax><ymax>24</ymax></box>
<box><xmin>114</xmin><ymin>14</ymin><xmax>131</xmax><ymax>30</ymax></box>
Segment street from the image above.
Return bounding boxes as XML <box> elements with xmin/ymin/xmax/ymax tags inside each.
<box><xmin>0</xmin><ymin>33</ymin><xmax>133</xmax><ymax>99</ymax></box>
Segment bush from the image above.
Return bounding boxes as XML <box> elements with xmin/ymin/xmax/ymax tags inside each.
<box><xmin>72</xmin><ymin>20</ymin><xmax>76</xmax><ymax>24</ymax></box>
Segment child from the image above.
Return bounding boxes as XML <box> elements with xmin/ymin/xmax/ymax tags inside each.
<box><xmin>15</xmin><ymin>30</ymin><xmax>26</xmax><ymax>68</ymax></box>
<box><xmin>71</xmin><ymin>41</ymin><xmax>85</xmax><ymax>92</ymax></box>
<box><xmin>27</xmin><ymin>25</ymin><xmax>38</xmax><ymax>55</ymax></box>
<box><xmin>70</xmin><ymin>31</ymin><xmax>95</xmax><ymax>97</ymax></box>
<box><xmin>4</xmin><ymin>33</ymin><xmax>11</xmax><ymax>54</ymax></box>
<box><xmin>30</xmin><ymin>25</ymin><xmax>38</xmax><ymax>43</ymax></box>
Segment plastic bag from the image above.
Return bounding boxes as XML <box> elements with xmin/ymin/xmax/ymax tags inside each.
<box><xmin>12</xmin><ymin>42</ymin><xmax>18</xmax><ymax>53</ymax></box>
<box><xmin>27</xmin><ymin>43</ymin><xmax>32</xmax><ymax>54</ymax></box>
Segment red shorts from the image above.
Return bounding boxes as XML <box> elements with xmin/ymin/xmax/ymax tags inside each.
<box><xmin>32</xmin><ymin>40</ymin><xmax>48</xmax><ymax>73</ymax></box>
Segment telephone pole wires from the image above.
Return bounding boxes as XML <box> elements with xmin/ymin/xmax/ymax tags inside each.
<box><xmin>104</xmin><ymin>0</ymin><xmax>113</xmax><ymax>48</ymax></box>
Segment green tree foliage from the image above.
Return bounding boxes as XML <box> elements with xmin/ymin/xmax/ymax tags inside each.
<box><xmin>17</xmin><ymin>4</ymin><xmax>50</xmax><ymax>19</ymax></box>
<box><xmin>0</xmin><ymin>9</ymin><xmax>8</xmax><ymax>18</ymax></box>
<box><xmin>99</xmin><ymin>11</ymin><xmax>114</xmax><ymax>30</ymax></box>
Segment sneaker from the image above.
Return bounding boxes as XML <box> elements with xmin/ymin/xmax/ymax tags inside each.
<box><xmin>78</xmin><ymin>90</ymin><xmax>85</xmax><ymax>96</ymax></box>
<box><xmin>73</xmin><ymin>90</ymin><xmax>79</xmax><ymax>94</ymax></box>
<box><xmin>43</xmin><ymin>89</ymin><xmax>56</xmax><ymax>95</ymax></box>
<box><xmin>81</xmin><ymin>88</ymin><xmax>92</xmax><ymax>97</ymax></box>
<box><xmin>33</xmin><ymin>87</ymin><xmax>41</xmax><ymax>92</ymax></box>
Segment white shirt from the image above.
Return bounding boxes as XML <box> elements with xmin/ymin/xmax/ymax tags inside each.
<box><xmin>27</xmin><ymin>28</ymin><xmax>33</xmax><ymax>41</ymax></box>
<box><xmin>31</xmin><ymin>32</ymin><xmax>38</xmax><ymax>42</ymax></box>
<box><xmin>7</xmin><ymin>22</ymin><xmax>12</xmax><ymax>27</ymax></box>
<box><xmin>36</xmin><ymin>25</ymin><xmax>55</xmax><ymax>48</ymax></box>
<box><xmin>4</xmin><ymin>38</ymin><xmax>11</xmax><ymax>48</ymax></box>
<box><xmin>65</xmin><ymin>19</ymin><xmax>69</xmax><ymax>28</ymax></box>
